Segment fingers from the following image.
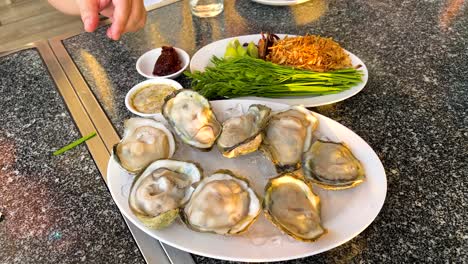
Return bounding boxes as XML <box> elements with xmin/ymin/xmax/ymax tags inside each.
<box><xmin>77</xmin><ymin>0</ymin><xmax>100</xmax><ymax>32</ymax></box>
<box><xmin>107</xmin><ymin>0</ymin><xmax>131</xmax><ymax>40</ymax></box>
<box><xmin>124</xmin><ymin>0</ymin><xmax>147</xmax><ymax>33</ymax></box>
<box><xmin>83</xmin><ymin>0</ymin><xmax>147</xmax><ymax>40</ymax></box>
<box><xmin>104</xmin><ymin>0</ymin><xmax>146</xmax><ymax>40</ymax></box>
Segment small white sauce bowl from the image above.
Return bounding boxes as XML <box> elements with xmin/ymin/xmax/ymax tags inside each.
<box><xmin>136</xmin><ymin>47</ymin><xmax>190</xmax><ymax>79</ymax></box>
<box><xmin>125</xmin><ymin>79</ymin><xmax>183</xmax><ymax>119</ymax></box>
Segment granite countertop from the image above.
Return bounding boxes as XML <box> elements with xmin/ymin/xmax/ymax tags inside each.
<box><xmin>17</xmin><ymin>0</ymin><xmax>468</xmax><ymax>263</ymax></box>
<box><xmin>0</xmin><ymin>49</ymin><xmax>145</xmax><ymax>264</ymax></box>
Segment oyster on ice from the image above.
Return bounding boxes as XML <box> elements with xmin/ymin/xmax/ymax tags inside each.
<box><xmin>261</xmin><ymin>106</ymin><xmax>318</xmax><ymax>173</ymax></box>
<box><xmin>113</xmin><ymin>118</ymin><xmax>176</xmax><ymax>174</ymax></box>
<box><xmin>217</xmin><ymin>104</ymin><xmax>271</xmax><ymax>158</ymax></box>
<box><xmin>303</xmin><ymin>140</ymin><xmax>365</xmax><ymax>190</ymax></box>
<box><xmin>263</xmin><ymin>172</ymin><xmax>326</xmax><ymax>242</ymax></box>
<box><xmin>129</xmin><ymin>159</ymin><xmax>202</xmax><ymax>229</ymax></box>
<box><xmin>181</xmin><ymin>170</ymin><xmax>261</xmax><ymax>235</ymax></box>
<box><xmin>162</xmin><ymin>89</ymin><xmax>221</xmax><ymax>150</ymax></box>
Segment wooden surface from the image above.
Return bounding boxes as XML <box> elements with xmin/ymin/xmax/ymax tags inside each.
<box><xmin>0</xmin><ymin>0</ymin><xmax>82</xmax><ymax>52</ymax></box>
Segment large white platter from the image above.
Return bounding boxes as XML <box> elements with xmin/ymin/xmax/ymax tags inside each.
<box><xmin>251</xmin><ymin>0</ymin><xmax>310</xmax><ymax>6</ymax></box>
<box><xmin>190</xmin><ymin>34</ymin><xmax>368</xmax><ymax>107</ymax></box>
<box><xmin>107</xmin><ymin>99</ymin><xmax>386</xmax><ymax>262</ymax></box>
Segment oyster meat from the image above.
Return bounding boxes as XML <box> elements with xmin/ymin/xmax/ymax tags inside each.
<box><xmin>182</xmin><ymin>170</ymin><xmax>260</xmax><ymax>235</ymax></box>
<box><xmin>261</xmin><ymin>106</ymin><xmax>318</xmax><ymax>172</ymax></box>
<box><xmin>217</xmin><ymin>104</ymin><xmax>271</xmax><ymax>158</ymax></box>
<box><xmin>263</xmin><ymin>172</ymin><xmax>326</xmax><ymax>242</ymax></box>
<box><xmin>129</xmin><ymin>159</ymin><xmax>201</xmax><ymax>229</ymax></box>
<box><xmin>162</xmin><ymin>89</ymin><xmax>221</xmax><ymax>150</ymax></box>
<box><xmin>113</xmin><ymin>118</ymin><xmax>175</xmax><ymax>174</ymax></box>
<box><xmin>303</xmin><ymin>140</ymin><xmax>365</xmax><ymax>190</ymax></box>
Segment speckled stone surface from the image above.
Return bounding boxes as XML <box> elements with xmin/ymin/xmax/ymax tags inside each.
<box><xmin>61</xmin><ymin>0</ymin><xmax>467</xmax><ymax>263</ymax></box>
<box><xmin>0</xmin><ymin>49</ymin><xmax>145</xmax><ymax>264</ymax></box>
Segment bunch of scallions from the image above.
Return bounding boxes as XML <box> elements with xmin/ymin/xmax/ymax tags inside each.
<box><xmin>186</xmin><ymin>56</ymin><xmax>363</xmax><ymax>99</ymax></box>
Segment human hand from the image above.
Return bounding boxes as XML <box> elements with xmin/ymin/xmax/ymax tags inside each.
<box><xmin>77</xmin><ymin>0</ymin><xmax>147</xmax><ymax>40</ymax></box>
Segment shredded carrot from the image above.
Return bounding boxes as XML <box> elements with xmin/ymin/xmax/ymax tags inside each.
<box><xmin>267</xmin><ymin>35</ymin><xmax>352</xmax><ymax>72</ymax></box>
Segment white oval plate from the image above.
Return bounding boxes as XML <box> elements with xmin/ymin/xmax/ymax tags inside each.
<box><xmin>107</xmin><ymin>99</ymin><xmax>386</xmax><ymax>262</ymax></box>
<box><xmin>251</xmin><ymin>0</ymin><xmax>310</xmax><ymax>6</ymax></box>
<box><xmin>190</xmin><ymin>34</ymin><xmax>368</xmax><ymax>107</ymax></box>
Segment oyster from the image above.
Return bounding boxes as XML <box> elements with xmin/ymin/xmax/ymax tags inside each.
<box><xmin>261</xmin><ymin>106</ymin><xmax>318</xmax><ymax>173</ymax></box>
<box><xmin>181</xmin><ymin>170</ymin><xmax>260</xmax><ymax>235</ymax></box>
<box><xmin>113</xmin><ymin>118</ymin><xmax>175</xmax><ymax>174</ymax></box>
<box><xmin>263</xmin><ymin>172</ymin><xmax>326</xmax><ymax>242</ymax></box>
<box><xmin>303</xmin><ymin>140</ymin><xmax>365</xmax><ymax>190</ymax></box>
<box><xmin>129</xmin><ymin>159</ymin><xmax>202</xmax><ymax>229</ymax></box>
<box><xmin>217</xmin><ymin>104</ymin><xmax>271</xmax><ymax>158</ymax></box>
<box><xmin>162</xmin><ymin>89</ymin><xmax>221</xmax><ymax>150</ymax></box>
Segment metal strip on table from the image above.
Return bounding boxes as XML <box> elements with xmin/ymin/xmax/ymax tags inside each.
<box><xmin>48</xmin><ymin>38</ymin><xmax>195</xmax><ymax>264</ymax></box>
<box><xmin>33</xmin><ymin>41</ymin><xmax>110</xmax><ymax>178</ymax></box>
<box><xmin>48</xmin><ymin>38</ymin><xmax>120</xmax><ymax>153</ymax></box>
<box><xmin>2</xmin><ymin>41</ymin><xmax>173</xmax><ymax>264</ymax></box>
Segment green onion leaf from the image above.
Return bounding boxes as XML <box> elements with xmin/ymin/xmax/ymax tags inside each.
<box><xmin>53</xmin><ymin>132</ymin><xmax>97</xmax><ymax>156</ymax></box>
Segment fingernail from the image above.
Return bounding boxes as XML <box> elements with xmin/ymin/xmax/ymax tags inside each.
<box><xmin>84</xmin><ymin>18</ymin><xmax>92</xmax><ymax>32</ymax></box>
<box><xmin>111</xmin><ymin>28</ymin><xmax>120</xmax><ymax>40</ymax></box>
<box><xmin>106</xmin><ymin>28</ymin><xmax>112</xmax><ymax>39</ymax></box>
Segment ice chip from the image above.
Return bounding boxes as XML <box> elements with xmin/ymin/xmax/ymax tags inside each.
<box><xmin>249</xmin><ymin>236</ymin><xmax>267</xmax><ymax>246</ymax></box>
<box><xmin>222</xmin><ymin>103</ymin><xmax>243</xmax><ymax>120</ymax></box>
<box><xmin>121</xmin><ymin>181</ymin><xmax>132</xmax><ymax>198</ymax></box>
<box><xmin>270</xmin><ymin>236</ymin><xmax>282</xmax><ymax>246</ymax></box>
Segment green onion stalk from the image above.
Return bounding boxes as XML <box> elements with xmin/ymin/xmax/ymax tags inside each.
<box><xmin>186</xmin><ymin>56</ymin><xmax>363</xmax><ymax>99</ymax></box>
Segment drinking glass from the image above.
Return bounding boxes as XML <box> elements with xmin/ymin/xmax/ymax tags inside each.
<box><xmin>190</xmin><ymin>0</ymin><xmax>224</xmax><ymax>18</ymax></box>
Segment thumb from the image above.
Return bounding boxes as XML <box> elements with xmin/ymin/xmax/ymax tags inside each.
<box><xmin>77</xmin><ymin>0</ymin><xmax>100</xmax><ymax>32</ymax></box>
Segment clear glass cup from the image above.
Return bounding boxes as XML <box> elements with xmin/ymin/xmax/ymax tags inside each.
<box><xmin>190</xmin><ymin>0</ymin><xmax>224</xmax><ymax>18</ymax></box>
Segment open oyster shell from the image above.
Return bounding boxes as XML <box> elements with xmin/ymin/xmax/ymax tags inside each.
<box><xmin>263</xmin><ymin>172</ymin><xmax>326</xmax><ymax>242</ymax></box>
<box><xmin>303</xmin><ymin>140</ymin><xmax>365</xmax><ymax>190</ymax></box>
<box><xmin>162</xmin><ymin>89</ymin><xmax>221</xmax><ymax>150</ymax></box>
<box><xmin>128</xmin><ymin>159</ymin><xmax>202</xmax><ymax>229</ymax></box>
<box><xmin>181</xmin><ymin>170</ymin><xmax>261</xmax><ymax>235</ymax></box>
<box><xmin>217</xmin><ymin>104</ymin><xmax>271</xmax><ymax>158</ymax></box>
<box><xmin>261</xmin><ymin>106</ymin><xmax>318</xmax><ymax>173</ymax></box>
<box><xmin>113</xmin><ymin>118</ymin><xmax>176</xmax><ymax>174</ymax></box>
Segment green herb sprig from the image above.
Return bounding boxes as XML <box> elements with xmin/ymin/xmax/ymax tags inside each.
<box><xmin>186</xmin><ymin>56</ymin><xmax>363</xmax><ymax>99</ymax></box>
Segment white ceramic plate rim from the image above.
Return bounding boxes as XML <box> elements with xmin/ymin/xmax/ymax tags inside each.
<box><xmin>107</xmin><ymin>99</ymin><xmax>386</xmax><ymax>262</ymax></box>
<box><xmin>190</xmin><ymin>34</ymin><xmax>368</xmax><ymax>107</ymax></box>
<box><xmin>251</xmin><ymin>0</ymin><xmax>310</xmax><ymax>6</ymax></box>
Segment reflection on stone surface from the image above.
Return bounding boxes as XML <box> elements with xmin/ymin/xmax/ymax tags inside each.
<box><xmin>291</xmin><ymin>0</ymin><xmax>328</xmax><ymax>26</ymax></box>
<box><xmin>223</xmin><ymin>0</ymin><xmax>248</xmax><ymax>36</ymax></box>
<box><xmin>80</xmin><ymin>49</ymin><xmax>116</xmax><ymax>116</ymax></box>
<box><xmin>439</xmin><ymin>0</ymin><xmax>465</xmax><ymax>31</ymax></box>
